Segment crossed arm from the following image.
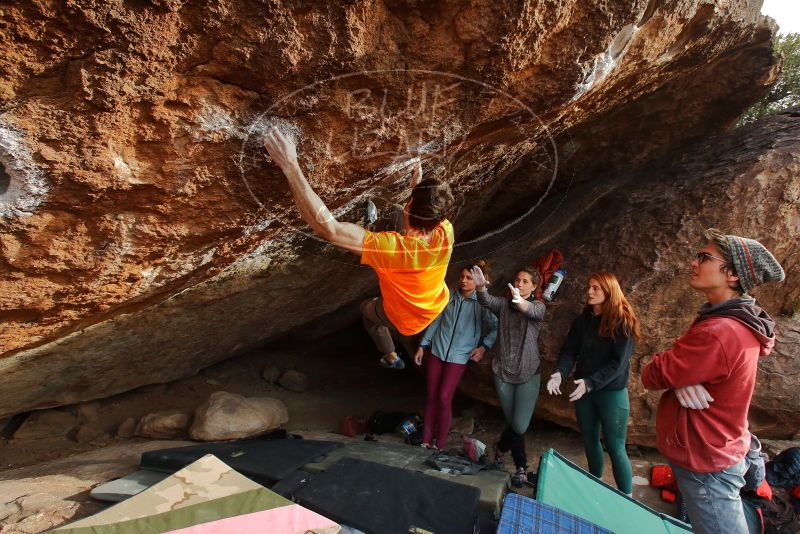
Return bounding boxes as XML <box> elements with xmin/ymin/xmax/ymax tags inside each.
<box><xmin>642</xmin><ymin>330</ymin><xmax>723</xmax><ymax>409</ymax></box>
<box><xmin>263</xmin><ymin>129</ymin><xmax>365</xmax><ymax>253</ymax></box>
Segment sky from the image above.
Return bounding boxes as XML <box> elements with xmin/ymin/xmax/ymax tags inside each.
<box><xmin>762</xmin><ymin>0</ymin><xmax>800</xmax><ymax>34</ymax></box>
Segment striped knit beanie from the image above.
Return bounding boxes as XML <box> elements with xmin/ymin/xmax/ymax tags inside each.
<box><xmin>723</xmin><ymin>234</ymin><xmax>785</xmax><ymax>294</ymax></box>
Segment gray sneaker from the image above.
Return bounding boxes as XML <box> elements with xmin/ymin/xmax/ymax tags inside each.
<box><xmin>511</xmin><ymin>467</ymin><xmax>528</xmax><ymax>488</ymax></box>
<box><xmin>379</xmin><ymin>355</ymin><xmax>405</xmax><ymax>370</ymax></box>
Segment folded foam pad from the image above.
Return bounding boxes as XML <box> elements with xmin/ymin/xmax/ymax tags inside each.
<box><xmin>296</xmin><ymin>457</ymin><xmax>481</xmax><ymax>534</ymax></box>
<box><xmin>498</xmin><ymin>493</ymin><xmax>612</xmax><ymax>534</ymax></box>
<box><xmin>140</xmin><ymin>438</ymin><xmax>343</xmax><ymax>485</ymax></box>
<box><xmin>54</xmin><ymin>454</ymin><xmax>340</xmax><ymax>534</ymax></box>
<box><xmin>535</xmin><ymin>448</ymin><xmax>692</xmax><ymax>533</ymax></box>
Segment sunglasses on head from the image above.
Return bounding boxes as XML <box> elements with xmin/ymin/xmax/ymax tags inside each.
<box><xmin>695</xmin><ymin>251</ymin><xmax>725</xmax><ymax>264</ymax></box>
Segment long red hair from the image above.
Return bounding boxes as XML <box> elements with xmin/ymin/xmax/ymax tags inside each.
<box><xmin>585</xmin><ymin>272</ymin><xmax>642</xmax><ymax>341</ymax></box>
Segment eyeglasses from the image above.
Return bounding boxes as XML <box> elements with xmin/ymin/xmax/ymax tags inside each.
<box><xmin>695</xmin><ymin>251</ymin><xmax>726</xmax><ymax>264</ymax></box>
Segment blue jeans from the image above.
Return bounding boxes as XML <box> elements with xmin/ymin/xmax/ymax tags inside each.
<box><xmin>670</xmin><ymin>457</ymin><xmax>750</xmax><ymax>534</ymax></box>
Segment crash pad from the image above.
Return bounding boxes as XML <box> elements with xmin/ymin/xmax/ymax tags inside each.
<box><xmin>296</xmin><ymin>457</ymin><xmax>480</xmax><ymax>534</ymax></box>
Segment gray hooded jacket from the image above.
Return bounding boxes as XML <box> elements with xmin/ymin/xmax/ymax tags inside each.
<box><xmin>476</xmin><ymin>288</ymin><xmax>545</xmax><ymax>384</ymax></box>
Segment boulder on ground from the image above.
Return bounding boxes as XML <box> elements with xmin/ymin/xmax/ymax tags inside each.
<box><xmin>278</xmin><ymin>370</ymin><xmax>308</xmax><ymax>392</ymax></box>
<box><xmin>262</xmin><ymin>365</ymin><xmax>281</xmax><ymax>384</ymax></box>
<box><xmin>189</xmin><ymin>391</ymin><xmax>288</xmax><ymax>441</ymax></box>
<box><xmin>201</xmin><ymin>359</ymin><xmax>250</xmax><ymax>382</ymax></box>
<box><xmin>13</xmin><ymin>410</ymin><xmax>78</xmax><ymax>441</ymax></box>
<box><xmin>76</xmin><ymin>401</ymin><xmax>100</xmax><ymax>423</ymax></box>
<box><xmin>116</xmin><ymin>417</ymin><xmax>137</xmax><ymax>438</ymax></box>
<box><xmin>135</xmin><ymin>411</ymin><xmax>191</xmax><ymax>439</ymax></box>
<box><xmin>74</xmin><ymin>423</ymin><xmax>110</xmax><ymax>445</ymax></box>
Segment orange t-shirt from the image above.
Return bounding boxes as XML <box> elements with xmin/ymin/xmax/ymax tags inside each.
<box><xmin>361</xmin><ymin>220</ymin><xmax>454</xmax><ymax>335</ymax></box>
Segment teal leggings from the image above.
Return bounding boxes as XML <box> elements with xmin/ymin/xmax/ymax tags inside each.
<box><xmin>494</xmin><ymin>374</ymin><xmax>540</xmax><ymax>435</ymax></box>
<box><xmin>574</xmin><ymin>388</ymin><xmax>633</xmax><ymax>494</ymax></box>
<box><xmin>494</xmin><ymin>374</ymin><xmax>540</xmax><ymax>468</ymax></box>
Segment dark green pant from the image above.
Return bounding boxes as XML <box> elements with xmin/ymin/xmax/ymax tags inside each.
<box><xmin>574</xmin><ymin>388</ymin><xmax>632</xmax><ymax>494</ymax></box>
<box><xmin>494</xmin><ymin>374</ymin><xmax>540</xmax><ymax>468</ymax></box>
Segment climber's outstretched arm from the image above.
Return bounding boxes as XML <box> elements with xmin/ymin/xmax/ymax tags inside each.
<box><xmin>263</xmin><ymin>128</ymin><xmax>364</xmax><ymax>254</ymax></box>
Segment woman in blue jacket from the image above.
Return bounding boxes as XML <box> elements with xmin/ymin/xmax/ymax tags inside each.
<box><xmin>414</xmin><ymin>260</ymin><xmax>498</xmax><ymax>449</ymax></box>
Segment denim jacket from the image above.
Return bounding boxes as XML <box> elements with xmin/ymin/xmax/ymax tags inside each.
<box><xmin>420</xmin><ymin>289</ymin><xmax>498</xmax><ymax>364</ymax></box>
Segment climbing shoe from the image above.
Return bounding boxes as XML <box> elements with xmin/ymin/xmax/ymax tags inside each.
<box><xmin>379</xmin><ymin>355</ymin><xmax>405</xmax><ymax>370</ymax></box>
<box><xmin>364</xmin><ymin>199</ymin><xmax>378</xmax><ymax>228</ymax></box>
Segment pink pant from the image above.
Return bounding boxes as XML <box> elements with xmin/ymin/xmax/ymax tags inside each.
<box><xmin>423</xmin><ymin>355</ymin><xmax>467</xmax><ymax>447</ymax></box>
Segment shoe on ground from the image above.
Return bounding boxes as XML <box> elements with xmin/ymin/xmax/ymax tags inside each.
<box><xmin>379</xmin><ymin>355</ymin><xmax>405</xmax><ymax>370</ymax></box>
<box><xmin>511</xmin><ymin>467</ymin><xmax>529</xmax><ymax>488</ymax></box>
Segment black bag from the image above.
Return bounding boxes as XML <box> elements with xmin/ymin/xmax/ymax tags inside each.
<box><xmin>367</xmin><ymin>410</ymin><xmax>410</xmax><ymax>434</ymax></box>
<box><xmin>767</xmin><ymin>447</ymin><xmax>800</xmax><ymax>488</ymax></box>
<box><xmin>745</xmin><ymin>488</ymin><xmax>800</xmax><ymax>534</ymax></box>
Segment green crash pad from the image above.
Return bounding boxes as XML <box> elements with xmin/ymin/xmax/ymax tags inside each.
<box><xmin>535</xmin><ymin>448</ymin><xmax>692</xmax><ymax>534</ymax></box>
<box><xmin>303</xmin><ymin>440</ymin><xmax>509</xmax><ymax>519</ymax></box>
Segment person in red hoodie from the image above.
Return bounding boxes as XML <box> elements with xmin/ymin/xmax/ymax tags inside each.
<box><xmin>641</xmin><ymin>228</ymin><xmax>784</xmax><ymax>534</ymax></box>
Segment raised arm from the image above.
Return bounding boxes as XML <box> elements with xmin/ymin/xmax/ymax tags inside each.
<box><xmin>263</xmin><ymin>128</ymin><xmax>364</xmax><ymax>253</ymax></box>
<box><xmin>472</xmin><ymin>265</ymin><xmax>506</xmax><ymax>316</ymax></box>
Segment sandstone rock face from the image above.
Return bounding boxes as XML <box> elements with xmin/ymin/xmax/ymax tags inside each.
<box><xmin>0</xmin><ymin>1</ymin><xmax>780</xmax><ymax>417</ymax></box>
<box><xmin>189</xmin><ymin>391</ymin><xmax>289</xmax><ymax>441</ymax></box>
<box><xmin>134</xmin><ymin>411</ymin><xmax>191</xmax><ymax>439</ymax></box>
<box><xmin>457</xmin><ymin>113</ymin><xmax>800</xmax><ymax>446</ymax></box>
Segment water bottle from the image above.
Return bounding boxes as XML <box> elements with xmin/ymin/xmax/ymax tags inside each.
<box><xmin>542</xmin><ymin>268</ymin><xmax>566</xmax><ymax>301</ymax></box>
<box><xmin>398</xmin><ymin>415</ymin><xmax>420</xmax><ymax>437</ymax></box>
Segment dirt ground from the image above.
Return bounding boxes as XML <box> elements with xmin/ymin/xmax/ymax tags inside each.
<box><xmin>0</xmin><ymin>329</ymin><xmax>680</xmax><ymax>532</ymax></box>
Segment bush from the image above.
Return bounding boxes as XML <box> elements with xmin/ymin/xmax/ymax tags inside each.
<box><xmin>738</xmin><ymin>32</ymin><xmax>800</xmax><ymax>126</ymax></box>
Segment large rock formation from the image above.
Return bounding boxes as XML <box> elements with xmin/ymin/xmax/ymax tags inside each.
<box><xmin>0</xmin><ymin>0</ymin><xmax>781</xmax><ymax>418</ymax></box>
<box><xmin>458</xmin><ymin>112</ymin><xmax>800</xmax><ymax>445</ymax></box>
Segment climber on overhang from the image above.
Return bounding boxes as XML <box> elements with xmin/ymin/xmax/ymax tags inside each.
<box><xmin>263</xmin><ymin>128</ymin><xmax>456</xmax><ymax>370</ymax></box>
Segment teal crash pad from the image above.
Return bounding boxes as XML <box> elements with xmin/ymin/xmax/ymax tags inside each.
<box><xmin>535</xmin><ymin>448</ymin><xmax>692</xmax><ymax>533</ymax></box>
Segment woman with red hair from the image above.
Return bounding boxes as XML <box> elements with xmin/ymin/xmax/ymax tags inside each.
<box><xmin>547</xmin><ymin>272</ymin><xmax>641</xmax><ymax>495</ymax></box>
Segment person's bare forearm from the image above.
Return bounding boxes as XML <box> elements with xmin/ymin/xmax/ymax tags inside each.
<box><xmin>281</xmin><ymin>162</ymin><xmax>336</xmax><ymax>238</ymax></box>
